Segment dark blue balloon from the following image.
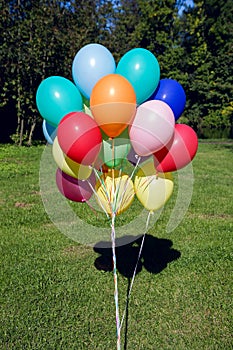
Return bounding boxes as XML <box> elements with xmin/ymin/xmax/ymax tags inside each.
<box><xmin>42</xmin><ymin>119</ymin><xmax>57</xmax><ymax>144</ymax></box>
<box><xmin>151</xmin><ymin>79</ymin><xmax>186</xmax><ymax>121</ymax></box>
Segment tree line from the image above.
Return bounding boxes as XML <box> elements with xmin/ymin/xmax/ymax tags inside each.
<box><xmin>0</xmin><ymin>0</ymin><xmax>232</xmax><ymax>145</ymax></box>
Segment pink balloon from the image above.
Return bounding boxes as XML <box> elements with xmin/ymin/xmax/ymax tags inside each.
<box><xmin>154</xmin><ymin>124</ymin><xmax>198</xmax><ymax>172</ymax></box>
<box><xmin>129</xmin><ymin>100</ymin><xmax>175</xmax><ymax>156</ymax></box>
<box><xmin>56</xmin><ymin>168</ymin><xmax>96</xmax><ymax>202</ymax></box>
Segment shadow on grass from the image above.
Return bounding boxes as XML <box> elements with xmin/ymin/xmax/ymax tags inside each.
<box><xmin>94</xmin><ymin>234</ymin><xmax>181</xmax><ymax>277</ymax></box>
<box><xmin>93</xmin><ymin>234</ymin><xmax>181</xmax><ymax>349</ymax></box>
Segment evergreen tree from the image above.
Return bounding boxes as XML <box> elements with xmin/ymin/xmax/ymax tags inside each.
<box><xmin>178</xmin><ymin>0</ymin><xmax>233</xmax><ymax>137</ymax></box>
<box><xmin>0</xmin><ymin>0</ymin><xmax>232</xmax><ymax>142</ymax></box>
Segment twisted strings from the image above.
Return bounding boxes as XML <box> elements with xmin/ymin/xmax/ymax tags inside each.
<box><xmin>120</xmin><ymin>210</ymin><xmax>152</xmax><ymax>331</ymax></box>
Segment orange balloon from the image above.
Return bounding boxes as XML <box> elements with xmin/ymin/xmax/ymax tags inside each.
<box><xmin>90</xmin><ymin>74</ymin><xmax>136</xmax><ymax>138</ymax></box>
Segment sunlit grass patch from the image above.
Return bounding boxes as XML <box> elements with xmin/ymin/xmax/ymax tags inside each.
<box><xmin>0</xmin><ymin>141</ymin><xmax>232</xmax><ymax>349</ymax></box>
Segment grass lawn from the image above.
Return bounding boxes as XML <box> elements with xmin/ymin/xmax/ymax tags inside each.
<box><xmin>0</xmin><ymin>141</ymin><xmax>232</xmax><ymax>349</ymax></box>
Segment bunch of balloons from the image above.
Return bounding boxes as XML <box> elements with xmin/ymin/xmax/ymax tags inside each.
<box><xmin>37</xmin><ymin>43</ymin><xmax>198</xmax><ymax>217</ymax></box>
<box><xmin>37</xmin><ymin>43</ymin><xmax>198</xmax><ymax>350</ymax></box>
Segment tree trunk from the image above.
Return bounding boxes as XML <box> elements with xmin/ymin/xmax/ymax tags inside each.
<box><xmin>27</xmin><ymin>119</ymin><xmax>37</xmax><ymax>146</ymax></box>
<box><xmin>16</xmin><ymin>0</ymin><xmax>23</xmax><ymax>146</ymax></box>
<box><xmin>19</xmin><ymin>118</ymin><xmax>24</xmax><ymax>146</ymax></box>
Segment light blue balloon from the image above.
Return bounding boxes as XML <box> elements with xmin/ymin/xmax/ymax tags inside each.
<box><xmin>36</xmin><ymin>76</ymin><xmax>83</xmax><ymax>126</ymax></box>
<box><xmin>72</xmin><ymin>43</ymin><xmax>116</xmax><ymax>99</ymax></box>
<box><xmin>42</xmin><ymin>119</ymin><xmax>57</xmax><ymax>144</ymax></box>
<box><xmin>116</xmin><ymin>48</ymin><xmax>160</xmax><ymax>105</ymax></box>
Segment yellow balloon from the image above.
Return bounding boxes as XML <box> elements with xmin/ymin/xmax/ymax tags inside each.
<box><xmin>134</xmin><ymin>160</ymin><xmax>173</xmax><ymax>212</ymax></box>
<box><xmin>52</xmin><ymin>137</ymin><xmax>92</xmax><ymax>180</ymax></box>
<box><xmin>95</xmin><ymin>170</ymin><xmax>135</xmax><ymax>216</ymax></box>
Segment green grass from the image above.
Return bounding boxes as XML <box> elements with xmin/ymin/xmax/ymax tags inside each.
<box><xmin>0</xmin><ymin>141</ymin><xmax>232</xmax><ymax>349</ymax></box>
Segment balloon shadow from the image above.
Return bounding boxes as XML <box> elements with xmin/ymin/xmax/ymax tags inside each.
<box><xmin>93</xmin><ymin>234</ymin><xmax>181</xmax><ymax>349</ymax></box>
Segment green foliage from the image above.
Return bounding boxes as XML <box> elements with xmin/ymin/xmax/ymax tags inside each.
<box><xmin>0</xmin><ymin>0</ymin><xmax>232</xmax><ymax>142</ymax></box>
<box><xmin>178</xmin><ymin>0</ymin><xmax>233</xmax><ymax>136</ymax></box>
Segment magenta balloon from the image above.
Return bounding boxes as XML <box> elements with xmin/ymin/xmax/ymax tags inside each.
<box><xmin>56</xmin><ymin>168</ymin><xmax>96</xmax><ymax>202</ymax></box>
<box><xmin>129</xmin><ymin>100</ymin><xmax>175</xmax><ymax>156</ymax></box>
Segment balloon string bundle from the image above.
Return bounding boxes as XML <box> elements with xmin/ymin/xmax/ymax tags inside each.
<box><xmin>89</xmin><ymin>174</ymin><xmax>121</xmax><ymax>349</ymax></box>
<box><xmin>88</xmin><ymin>139</ymin><xmax>143</xmax><ymax>349</ymax></box>
<box><xmin>111</xmin><ymin>212</ymin><xmax>121</xmax><ymax>350</ymax></box>
<box><xmin>99</xmin><ymin>148</ymin><xmax>146</xmax><ymax>349</ymax></box>
<box><xmin>87</xmin><ymin>176</ymin><xmax>109</xmax><ymax>218</ymax></box>
<box><xmin>109</xmin><ymin>139</ymin><xmax>121</xmax><ymax>349</ymax></box>
<box><xmin>120</xmin><ymin>210</ymin><xmax>152</xmax><ymax>331</ymax></box>
<box><xmin>115</xmin><ymin>154</ymin><xmax>141</xmax><ymax>215</ymax></box>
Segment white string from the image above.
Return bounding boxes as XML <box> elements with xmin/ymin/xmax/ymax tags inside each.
<box><xmin>111</xmin><ymin>212</ymin><xmax>121</xmax><ymax>349</ymax></box>
<box><xmin>87</xmin><ymin>179</ymin><xmax>110</xmax><ymax>218</ymax></box>
<box><xmin>115</xmin><ymin>155</ymin><xmax>141</xmax><ymax>214</ymax></box>
<box><xmin>120</xmin><ymin>210</ymin><xmax>152</xmax><ymax>330</ymax></box>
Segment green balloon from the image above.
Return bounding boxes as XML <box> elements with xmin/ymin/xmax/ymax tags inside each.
<box><xmin>116</xmin><ymin>48</ymin><xmax>160</xmax><ymax>105</ymax></box>
<box><xmin>36</xmin><ymin>76</ymin><xmax>83</xmax><ymax>126</ymax></box>
<box><xmin>100</xmin><ymin>129</ymin><xmax>131</xmax><ymax>168</ymax></box>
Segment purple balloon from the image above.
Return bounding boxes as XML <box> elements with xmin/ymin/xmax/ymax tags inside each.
<box><xmin>151</xmin><ymin>79</ymin><xmax>186</xmax><ymax>121</ymax></box>
<box><xmin>56</xmin><ymin>168</ymin><xmax>96</xmax><ymax>202</ymax></box>
<box><xmin>127</xmin><ymin>147</ymin><xmax>151</xmax><ymax>166</ymax></box>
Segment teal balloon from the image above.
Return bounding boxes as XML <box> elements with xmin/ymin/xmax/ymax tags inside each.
<box><xmin>116</xmin><ymin>48</ymin><xmax>160</xmax><ymax>105</ymax></box>
<box><xmin>36</xmin><ymin>76</ymin><xmax>83</xmax><ymax>126</ymax></box>
<box><xmin>100</xmin><ymin>129</ymin><xmax>131</xmax><ymax>168</ymax></box>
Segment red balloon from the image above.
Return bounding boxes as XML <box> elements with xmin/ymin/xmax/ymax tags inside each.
<box><xmin>153</xmin><ymin>135</ymin><xmax>174</xmax><ymax>168</ymax></box>
<box><xmin>56</xmin><ymin>168</ymin><xmax>96</xmax><ymax>202</ymax></box>
<box><xmin>154</xmin><ymin>124</ymin><xmax>198</xmax><ymax>172</ymax></box>
<box><xmin>57</xmin><ymin>112</ymin><xmax>102</xmax><ymax>165</ymax></box>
